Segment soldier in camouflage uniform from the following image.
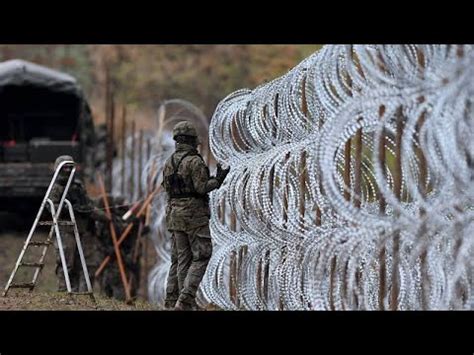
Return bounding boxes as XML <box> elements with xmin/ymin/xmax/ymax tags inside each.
<box><xmin>49</xmin><ymin>155</ymin><xmax>109</xmax><ymax>292</ymax></box>
<box><xmin>70</xmin><ymin>182</ymin><xmax>110</xmax><ymax>292</ymax></box>
<box><xmin>162</xmin><ymin>121</ymin><xmax>229</xmax><ymax>310</ymax></box>
<box><xmin>48</xmin><ymin>155</ymin><xmax>77</xmax><ymax>292</ymax></box>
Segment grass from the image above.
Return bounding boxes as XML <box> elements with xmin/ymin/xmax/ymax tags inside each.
<box><xmin>0</xmin><ymin>230</ymin><xmax>160</xmax><ymax>310</ymax></box>
<box><xmin>0</xmin><ymin>291</ymin><xmax>160</xmax><ymax>310</ymax></box>
<box><xmin>0</xmin><ymin>221</ymin><xmax>220</xmax><ymax>311</ymax></box>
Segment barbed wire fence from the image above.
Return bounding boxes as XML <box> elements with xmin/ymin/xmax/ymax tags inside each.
<box><xmin>200</xmin><ymin>45</ymin><xmax>474</xmax><ymax>310</ymax></box>
<box><xmin>108</xmin><ymin>45</ymin><xmax>473</xmax><ymax>310</ymax></box>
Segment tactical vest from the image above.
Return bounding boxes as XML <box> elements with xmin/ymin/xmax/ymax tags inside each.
<box><xmin>165</xmin><ymin>150</ymin><xmax>207</xmax><ymax>199</ymax></box>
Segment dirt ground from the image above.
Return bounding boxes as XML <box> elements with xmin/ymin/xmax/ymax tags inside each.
<box><xmin>0</xmin><ymin>231</ymin><xmax>57</xmax><ymax>292</ymax></box>
<box><xmin>0</xmin><ymin>291</ymin><xmax>160</xmax><ymax>310</ymax></box>
<box><xmin>0</xmin><ymin>213</ymin><xmax>222</xmax><ymax>311</ymax></box>
<box><xmin>0</xmin><ymin>211</ymin><xmax>162</xmax><ymax>310</ymax></box>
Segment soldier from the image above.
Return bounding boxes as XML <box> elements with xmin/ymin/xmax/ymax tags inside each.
<box><xmin>48</xmin><ymin>155</ymin><xmax>78</xmax><ymax>292</ymax></box>
<box><xmin>162</xmin><ymin>121</ymin><xmax>229</xmax><ymax>310</ymax></box>
<box><xmin>69</xmin><ymin>179</ymin><xmax>109</xmax><ymax>292</ymax></box>
<box><xmin>49</xmin><ymin>155</ymin><xmax>108</xmax><ymax>292</ymax></box>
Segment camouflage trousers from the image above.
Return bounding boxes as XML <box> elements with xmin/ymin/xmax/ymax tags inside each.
<box><xmin>55</xmin><ymin>229</ymin><xmax>99</xmax><ymax>292</ymax></box>
<box><xmin>165</xmin><ymin>225</ymin><xmax>212</xmax><ymax>308</ymax></box>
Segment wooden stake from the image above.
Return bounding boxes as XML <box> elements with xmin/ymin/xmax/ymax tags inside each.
<box><xmin>283</xmin><ymin>153</ymin><xmax>290</xmax><ymax>225</ymax></box>
<box><xmin>354</xmin><ymin>125</ymin><xmax>362</xmax><ymax>209</ymax></box>
<box><xmin>416</xmin><ymin>101</ymin><xmax>430</xmax><ymax>309</ymax></box>
<box><xmin>121</xmin><ymin>106</ymin><xmax>127</xmax><ymax>196</ymax></box>
<box><xmin>390</xmin><ymin>106</ymin><xmax>404</xmax><ymax>310</ymax></box>
<box><xmin>280</xmin><ymin>153</ymin><xmax>290</xmax><ymax>310</ymax></box>
<box><xmin>299</xmin><ymin>151</ymin><xmax>307</xmax><ymax>228</ymax></box>
<box><xmin>104</xmin><ymin>68</ymin><xmax>112</xmax><ymax>192</ymax></box>
<box><xmin>109</xmin><ymin>91</ymin><xmax>115</xmax><ymax>192</ymax></box>
<box><xmin>147</xmin><ymin>138</ymin><xmax>152</xmax><ymax>162</ymax></box>
<box><xmin>316</xmin><ymin>111</ymin><xmax>324</xmax><ymax>227</ymax></box>
<box><xmin>299</xmin><ymin>78</ymin><xmax>308</xmax><ymax>228</ymax></box>
<box><xmin>230</xmin><ymin>211</ymin><xmax>238</xmax><ymax>307</ymax></box>
<box><xmin>138</xmin><ymin>129</ymin><xmax>144</xmax><ymax>198</ymax></box>
<box><xmin>378</xmin><ymin>104</ymin><xmax>387</xmax><ymax>310</ymax></box>
<box><xmin>206</xmin><ymin>139</ymin><xmax>212</xmax><ymax>167</ymax></box>
<box><xmin>394</xmin><ymin>107</ymin><xmax>403</xmax><ymax>201</ymax></box>
<box><xmin>264</xmin><ymin>166</ymin><xmax>275</xmax><ymax>303</ymax></box>
<box><xmin>343</xmin><ymin>140</ymin><xmax>352</xmax><ymax>203</ymax></box>
<box><xmin>378</xmin><ymin>105</ymin><xmax>387</xmax><ymax>214</ymax></box>
<box><xmin>130</xmin><ymin>120</ymin><xmax>136</xmax><ymax>202</ymax></box>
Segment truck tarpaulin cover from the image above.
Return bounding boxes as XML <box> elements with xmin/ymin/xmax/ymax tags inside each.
<box><xmin>0</xmin><ymin>59</ymin><xmax>80</xmax><ymax>96</ymax></box>
<box><xmin>0</xmin><ymin>59</ymin><xmax>94</xmax><ymax>144</ymax></box>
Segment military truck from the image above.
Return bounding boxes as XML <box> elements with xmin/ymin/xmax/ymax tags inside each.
<box><xmin>0</xmin><ymin>59</ymin><xmax>98</xmax><ymax>213</ymax></box>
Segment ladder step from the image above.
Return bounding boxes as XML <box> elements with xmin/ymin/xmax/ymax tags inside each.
<box><xmin>9</xmin><ymin>282</ymin><xmax>35</xmax><ymax>289</ymax></box>
<box><xmin>20</xmin><ymin>262</ymin><xmax>44</xmax><ymax>268</ymax></box>
<box><xmin>38</xmin><ymin>221</ymin><xmax>75</xmax><ymax>226</ymax></box>
<box><xmin>28</xmin><ymin>241</ymin><xmax>52</xmax><ymax>247</ymax></box>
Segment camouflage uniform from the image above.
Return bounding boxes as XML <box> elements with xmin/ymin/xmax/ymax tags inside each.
<box><xmin>165</xmin><ymin>236</ymin><xmax>179</xmax><ymax>309</ymax></box>
<box><xmin>68</xmin><ymin>181</ymin><xmax>109</xmax><ymax>292</ymax></box>
<box><xmin>47</xmin><ymin>156</ymin><xmax>76</xmax><ymax>291</ymax></box>
<box><xmin>49</xmin><ymin>156</ymin><xmax>108</xmax><ymax>292</ymax></box>
<box><xmin>162</xmin><ymin>121</ymin><xmax>229</xmax><ymax>310</ymax></box>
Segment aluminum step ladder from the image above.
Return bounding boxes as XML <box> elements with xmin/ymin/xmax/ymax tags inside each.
<box><xmin>3</xmin><ymin>160</ymin><xmax>94</xmax><ymax>299</ymax></box>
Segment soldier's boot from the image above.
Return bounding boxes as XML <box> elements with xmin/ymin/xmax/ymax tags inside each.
<box><xmin>164</xmin><ymin>280</ymin><xmax>179</xmax><ymax>310</ymax></box>
<box><xmin>164</xmin><ymin>299</ymin><xmax>178</xmax><ymax>310</ymax></box>
<box><xmin>165</xmin><ymin>236</ymin><xmax>180</xmax><ymax>310</ymax></box>
<box><xmin>174</xmin><ymin>298</ymin><xmax>198</xmax><ymax>311</ymax></box>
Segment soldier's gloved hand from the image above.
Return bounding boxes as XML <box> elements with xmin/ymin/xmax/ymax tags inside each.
<box><xmin>216</xmin><ymin>163</ymin><xmax>230</xmax><ymax>185</ymax></box>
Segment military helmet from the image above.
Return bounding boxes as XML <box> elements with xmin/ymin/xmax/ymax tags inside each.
<box><xmin>172</xmin><ymin>121</ymin><xmax>198</xmax><ymax>139</ymax></box>
<box><xmin>54</xmin><ymin>155</ymin><xmax>74</xmax><ymax>170</ymax></box>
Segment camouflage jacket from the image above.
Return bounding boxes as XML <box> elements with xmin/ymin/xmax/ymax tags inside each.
<box><xmin>49</xmin><ymin>178</ymin><xmax>108</xmax><ymax>234</ymax></box>
<box><xmin>162</xmin><ymin>143</ymin><xmax>220</xmax><ymax>232</ymax></box>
